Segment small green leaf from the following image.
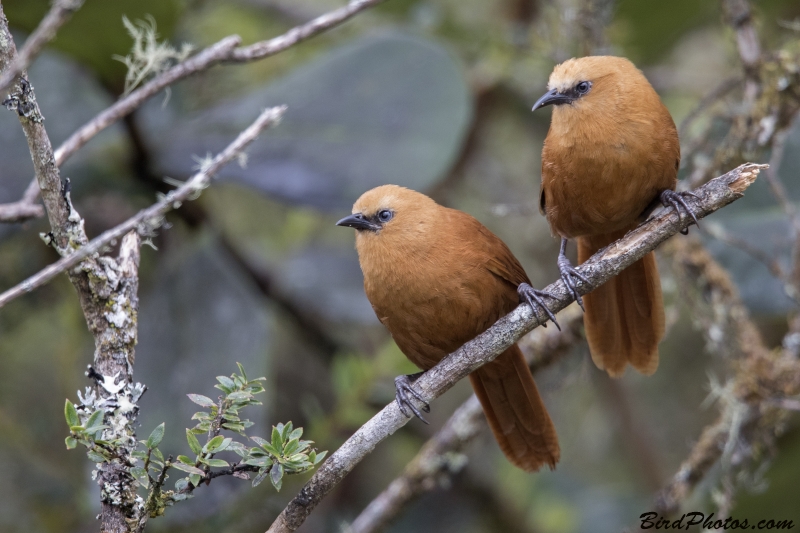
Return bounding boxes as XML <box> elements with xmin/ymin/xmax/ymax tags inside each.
<box><xmin>85</xmin><ymin>425</ymin><xmax>109</xmax><ymax>439</ymax></box>
<box><xmin>248</xmin><ymin>447</ymin><xmax>267</xmax><ymax>457</ymax></box>
<box><xmin>216</xmin><ymin>376</ymin><xmax>235</xmax><ymax>389</ymax></box>
<box><xmin>204</xmin><ymin>435</ymin><xmax>224</xmax><ymax>453</ymax></box>
<box><xmin>189</xmin><ymin>473</ymin><xmax>202</xmax><ymax>487</ymax></box>
<box><xmin>270</xmin><ymin>463</ymin><xmax>284</xmax><ymax>491</ymax></box>
<box><xmin>226</xmin><ymin>391</ymin><xmax>252</xmax><ymax>402</ymax></box>
<box><xmin>251</xmin><ymin>436</ymin><xmax>269</xmax><ymax>447</ymax></box>
<box><xmin>288</xmin><ymin>428</ymin><xmax>303</xmax><ymax>441</ymax></box>
<box><xmin>271</xmin><ymin>426</ymin><xmax>282</xmax><ymax>452</ymax></box>
<box><xmin>64</xmin><ymin>400</ymin><xmax>79</xmax><ymax>427</ymax></box>
<box><xmin>131</xmin><ymin>467</ymin><xmax>150</xmax><ymax>489</ymax></box>
<box><xmin>87</xmin><ymin>450</ymin><xmax>107</xmax><ymax>463</ymax></box>
<box><xmin>245</xmin><ymin>457</ymin><xmax>272</xmax><ymax>468</ymax></box>
<box><xmin>65</xmin><ymin>436</ymin><xmax>77</xmax><ymax>449</ymax></box>
<box><xmin>281</xmin><ymin>422</ymin><xmax>293</xmax><ymax>441</ymax></box>
<box><xmin>187</xmin><ymin>394</ymin><xmax>216</xmax><ymax>408</ymax></box>
<box><xmin>153</xmin><ymin>448</ymin><xmax>164</xmax><ymax>462</ymax></box>
<box><xmin>227</xmin><ymin>441</ymin><xmax>248</xmax><ymax>456</ymax></box>
<box><xmin>236</xmin><ymin>362</ymin><xmax>247</xmax><ymax>381</ymax></box>
<box><xmin>171</xmin><ymin>462</ymin><xmax>206</xmax><ymax>476</ymax></box>
<box><xmin>308</xmin><ymin>451</ymin><xmax>316</xmax><ymax>464</ymax></box>
<box><xmin>186</xmin><ymin>429</ymin><xmax>203</xmax><ymax>456</ymax></box>
<box><xmin>205</xmin><ymin>459</ymin><xmax>229</xmax><ymax>468</ymax></box>
<box><xmin>174</xmin><ymin>478</ymin><xmax>189</xmax><ymax>492</ymax></box>
<box><xmin>146</xmin><ymin>423</ymin><xmax>165</xmax><ymax>448</ymax></box>
<box><xmin>313</xmin><ymin>451</ymin><xmax>327</xmax><ymax>465</ymax></box>
<box><xmin>177</xmin><ymin>455</ymin><xmax>194</xmax><ymax>465</ymax></box>
<box><xmin>252</xmin><ymin>469</ymin><xmax>269</xmax><ymax>487</ymax></box>
<box><xmin>221</xmin><ymin>422</ymin><xmax>245</xmax><ymax>433</ymax></box>
<box><xmin>86</xmin><ymin>410</ymin><xmax>104</xmax><ymax>430</ymax></box>
<box><xmin>283</xmin><ymin>438</ymin><xmax>300</xmax><ymax>457</ymax></box>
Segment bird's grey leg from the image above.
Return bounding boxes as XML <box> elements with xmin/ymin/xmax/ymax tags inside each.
<box><xmin>394</xmin><ymin>371</ymin><xmax>430</xmax><ymax>423</ymax></box>
<box><xmin>557</xmin><ymin>238</ymin><xmax>590</xmax><ymax>311</ymax></box>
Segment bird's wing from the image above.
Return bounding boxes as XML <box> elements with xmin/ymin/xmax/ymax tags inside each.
<box><xmin>445</xmin><ymin>207</ymin><xmax>531</xmax><ymax>289</ymax></box>
<box><xmin>466</xmin><ymin>215</ymin><xmax>531</xmax><ymax>288</ymax></box>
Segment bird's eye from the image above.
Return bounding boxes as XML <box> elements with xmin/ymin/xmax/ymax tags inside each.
<box><xmin>576</xmin><ymin>81</ymin><xmax>591</xmax><ymax>95</ymax></box>
<box><xmin>377</xmin><ymin>209</ymin><xmax>393</xmax><ymax>223</ymax></box>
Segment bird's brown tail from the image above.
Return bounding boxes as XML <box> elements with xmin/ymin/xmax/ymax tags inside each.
<box><xmin>469</xmin><ymin>344</ymin><xmax>560</xmax><ymax>472</ymax></box>
<box><xmin>577</xmin><ymin>229</ymin><xmax>665</xmax><ymax>378</ymax></box>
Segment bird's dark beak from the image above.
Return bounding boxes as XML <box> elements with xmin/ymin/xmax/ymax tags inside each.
<box><xmin>336</xmin><ymin>213</ymin><xmax>379</xmax><ymax>232</ymax></box>
<box><xmin>532</xmin><ymin>88</ymin><xmax>573</xmax><ymax>111</ymax></box>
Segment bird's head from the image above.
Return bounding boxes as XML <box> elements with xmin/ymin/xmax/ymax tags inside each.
<box><xmin>336</xmin><ymin>185</ymin><xmax>440</xmax><ymax>250</ymax></box>
<box><xmin>532</xmin><ymin>56</ymin><xmax>655</xmax><ymax>119</ymax></box>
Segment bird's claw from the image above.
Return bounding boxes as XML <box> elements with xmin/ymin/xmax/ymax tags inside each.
<box><xmin>518</xmin><ymin>283</ymin><xmax>560</xmax><ymax>330</ymax></box>
<box><xmin>394</xmin><ymin>373</ymin><xmax>430</xmax><ymax>423</ymax></box>
<box><xmin>557</xmin><ymin>255</ymin><xmax>590</xmax><ymax>311</ymax></box>
<box><xmin>661</xmin><ymin>189</ymin><xmax>700</xmax><ymax>234</ymax></box>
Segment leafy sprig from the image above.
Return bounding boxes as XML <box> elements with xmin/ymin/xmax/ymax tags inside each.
<box><xmin>64</xmin><ymin>363</ymin><xmax>328</xmax><ymax>524</ymax></box>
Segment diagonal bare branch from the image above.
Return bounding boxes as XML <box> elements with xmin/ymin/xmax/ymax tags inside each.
<box><xmin>0</xmin><ymin>105</ymin><xmax>286</xmax><ymax>309</ymax></box>
<box><xmin>654</xmin><ymin>236</ymin><xmax>800</xmax><ymax>517</ymax></box>
<box><xmin>264</xmin><ymin>163</ymin><xmax>766</xmax><ymax>533</ymax></box>
<box><xmin>227</xmin><ymin>0</ymin><xmax>387</xmax><ymax>62</ymax></box>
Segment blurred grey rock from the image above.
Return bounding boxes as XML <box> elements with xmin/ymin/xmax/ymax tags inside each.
<box><xmin>145</xmin><ymin>32</ymin><xmax>473</xmax><ymax>210</ymax></box>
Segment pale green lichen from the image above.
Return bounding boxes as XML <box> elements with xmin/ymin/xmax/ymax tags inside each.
<box><xmin>113</xmin><ymin>16</ymin><xmax>193</xmax><ymax>94</ymax></box>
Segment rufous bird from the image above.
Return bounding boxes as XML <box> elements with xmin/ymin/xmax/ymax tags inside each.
<box><xmin>532</xmin><ymin>56</ymin><xmax>698</xmax><ymax>377</ymax></box>
<box><xmin>337</xmin><ymin>185</ymin><xmax>560</xmax><ymax>471</ymax></box>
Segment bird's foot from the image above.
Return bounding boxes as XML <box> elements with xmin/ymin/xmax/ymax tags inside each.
<box><xmin>518</xmin><ymin>283</ymin><xmax>560</xmax><ymax>330</ymax></box>
<box><xmin>660</xmin><ymin>189</ymin><xmax>701</xmax><ymax>235</ymax></box>
<box><xmin>557</xmin><ymin>254</ymin><xmax>590</xmax><ymax>311</ymax></box>
<box><xmin>394</xmin><ymin>372</ymin><xmax>430</xmax><ymax>423</ymax></box>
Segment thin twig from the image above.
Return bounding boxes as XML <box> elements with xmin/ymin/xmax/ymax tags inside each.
<box><xmin>265</xmin><ymin>163</ymin><xmax>766</xmax><ymax>533</ymax></box>
<box><xmin>0</xmin><ymin>0</ymin><xmax>85</xmax><ymax>96</ymax></box>
<box><xmin>0</xmin><ymin>106</ymin><xmax>286</xmax><ymax>308</ymax></box>
<box><xmin>3</xmin><ymin>0</ymin><xmax>389</xmax><ymax>224</ymax></box>
<box><xmin>227</xmin><ymin>0</ymin><xmax>387</xmax><ymax>61</ymax></box>
<box><xmin>349</xmin><ymin>305</ymin><xmax>584</xmax><ymax>533</ymax></box>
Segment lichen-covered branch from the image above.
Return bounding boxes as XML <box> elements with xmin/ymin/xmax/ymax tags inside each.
<box><xmin>0</xmin><ymin>6</ymin><xmax>83</xmax><ymax>252</ymax></box>
<box><xmin>654</xmin><ymin>236</ymin><xmax>800</xmax><ymax>515</ymax></box>
<box><xmin>0</xmin><ymin>105</ymin><xmax>286</xmax><ymax>309</ymax></box>
<box><xmin>0</xmin><ymin>0</ymin><xmax>84</xmax><ymax>96</ymax></box>
<box><xmin>687</xmin><ymin>0</ymin><xmax>799</xmax><ymax>187</ymax></box>
<box><xmin>1</xmin><ymin>0</ymin><xmax>388</xmax><ymax>224</ymax></box>
<box><xmin>264</xmin><ymin>163</ymin><xmax>765</xmax><ymax>533</ymax></box>
<box><xmin>349</xmin><ymin>305</ymin><xmax>584</xmax><ymax>533</ymax></box>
